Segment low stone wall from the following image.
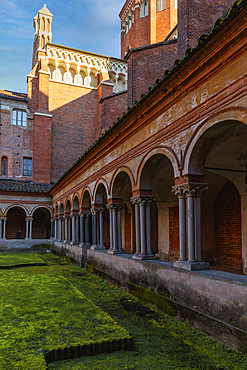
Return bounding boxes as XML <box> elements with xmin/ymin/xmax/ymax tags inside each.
<box><xmin>52</xmin><ymin>241</ymin><xmax>91</xmax><ymax>266</ymax></box>
<box><xmin>86</xmin><ymin>250</ymin><xmax>247</xmax><ymax>353</ymax></box>
<box><xmin>0</xmin><ymin>239</ymin><xmax>51</xmax><ymax>249</ymax></box>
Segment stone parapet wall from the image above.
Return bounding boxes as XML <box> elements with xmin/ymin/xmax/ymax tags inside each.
<box><xmin>0</xmin><ymin>239</ymin><xmax>51</xmax><ymax>249</ymax></box>
<box><xmin>86</xmin><ymin>249</ymin><xmax>247</xmax><ymax>353</ymax></box>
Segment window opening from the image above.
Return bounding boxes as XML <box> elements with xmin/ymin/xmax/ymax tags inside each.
<box><xmin>23</xmin><ymin>158</ymin><xmax>32</xmax><ymax>177</ymax></box>
<box><xmin>12</xmin><ymin>110</ymin><xmax>27</xmax><ymax>126</ymax></box>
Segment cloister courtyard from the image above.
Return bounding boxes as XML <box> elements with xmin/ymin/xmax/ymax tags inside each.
<box><xmin>0</xmin><ymin>249</ymin><xmax>246</xmax><ymax>370</ymax></box>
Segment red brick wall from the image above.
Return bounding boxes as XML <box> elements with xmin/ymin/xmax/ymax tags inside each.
<box><xmin>49</xmin><ymin>81</ymin><xmax>97</xmax><ymax>182</ymax></box>
<box><xmin>1</xmin><ymin>108</ymin><xmax>33</xmax><ymax>179</ymax></box>
<box><xmin>127</xmin><ymin>40</ymin><xmax>177</xmax><ymax>106</ymax></box>
<box><xmin>99</xmin><ymin>92</ymin><xmax>128</xmax><ymax>137</ymax></box>
<box><xmin>33</xmin><ymin>115</ymin><xmax>52</xmax><ymax>183</ymax></box>
<box><xmin>169</xmin><ymin>206</ymin><xmax>179</xmax><ymax>262</ymax></box>
<box><xmin>177</xmin><ymin>0</ymin><xmax>234</xmax><ymax>59</ymax></box>
<box><xmin>32</xmin><ymin>208</ymin><xmax>51</xmax><ymax>239</ymax></box>
<box><xmin>6</xmin><ymin>207</ymin><xmax>26</xmax><ymax>239</ymax></box>
<box><xmin>215</xmin><ymin>181</ymin><xmax>242</xmax><ymax>269</ymax></box>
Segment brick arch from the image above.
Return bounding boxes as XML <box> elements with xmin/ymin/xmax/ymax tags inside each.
<box><xmin>136</xmin><ymin>146</ymin><xmax>178</xmax><ymax>189</ymax></box>
<box><xmin>110</xmin><ymin>166</ymin><xmax>134</xmax><ymax>198</ymax></box>
<box><xmin>6</xmin><ymin>206</ymin><xmax>27</xmax><ymax>239</ymax></box>
<box><xmin>31</xmin><ymin>205</ymin><xmax>52</xmax><ymax>217</ymax></box>
<box><xmin>81</xmin><ymin>187</ymin><xmax>92</xmax><ymax>209</ymax></box>
<box><xmin>182</xmin><ymin>108</ymin><xmax>247</xmax><ymax>174</ymax></box>
<box><xmin>72</xmin><ymin>193</ymin><xmax>80</xmax><ymax>212</ymax></box>
<box><xmin>92</xmin><ymin>178</ymin><xmax>110</xmax><ymax>204</ymax></box>
<box><xmin>4</xmin><ymin>204</ymin><xmax>29</xmax><ymax>217</ymax></box>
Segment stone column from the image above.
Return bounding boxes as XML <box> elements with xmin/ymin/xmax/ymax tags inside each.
<box><xmin>64</xmin><ymin>216</ymin><xmax>68</xmax><ymax>242</ymax></box>
<box><xmin>85</xmin><ymin>212</ymin><xmax>91</xmax><ymax>246</ymax></box>
<box><xmin>2</xmin><ymin>218</ymin><xmax>7</xmax><ymax>239</ymax></box>
<box><xmin>58</xmin><ymin>217</ymin><xmax>62</xmax><ymax>241</ymax></box>
<box><xmin>70</xmin><ymin>214</ymin><xmax>76</xmax><ymax>245</ymax></box>
<box><xmin>173</xmin><ymin>186</ymin><xmax>186</xmax><ymax>261</ymax></box>
<box><xmin>186</xmin><ymin>189</ymin><xmax>196</xmax><ymax>262</ymax></box>
<box><xmin>91</xmin><ymin>209</ymin><xmax>98</xmax><ymax>249</ymax></box>
<box><xmin>107</xmin><ymin>205</ymin><xmax>113</xmax><ymax>252</ymax></box>
<box><xmin>117</xmin><ymin>205</ymin><xmax>125</xmax><ymax>253</ymax></box>
<box><xmin>173</xmin><ymin>183</ymin><xmax>210</xmax><ymax>271</ymax></box>
<box><xmin>54</xmin><ymin>218</ymin><xmax>57</xmax><ymax>240</ymax></box>
<box><xmin>131</xmin><ymin>198</ymin><xmax>141</xmax><ymax>258</ymax></box>
<box><xmin>75</xmin><ymin>215</ymin><xmax>79</xmax><ymax>245</ymax></box>
<box><xmin>25</xmin><ymin>218</ymin><xmax>29</xmax><ymax>239</ymax></box>
<box><xmin>50</xmin><ymin>219</ymin><xmax>54</xmax><ymax>239</ymax></box>
<box><xmin>139</xmin><ymin>199</ymin><xmax>147</xmax><ymax>258</ymax></box>
<box><xmin>98</xmin><ymin>209</ymin><xmax>106</xmax><ymax>249</ymax></box>
<box><xmin>146</xmin><ymin>197</ymin><xmax>155</xmax><ymax>258</ymax></box>
<box><xmin>0</xmin><ymin>219</ymin><xmax>2</xmax><ymax>239</ymax></box>
<box><xmin>79</xmin><ymin>212</ymin><xmax>86</xmax><ymax>246</ymax></box>
<box><xmin>29</xmin><ymin>218</ymin><xmax>33</xmax><ymax>239</ymax></box>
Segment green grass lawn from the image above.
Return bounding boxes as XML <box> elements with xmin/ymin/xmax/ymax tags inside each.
<box><xmin>0</xmin><ymin>254</ymin><xmax>131</xmax><ymax>369</ymax></box>
<box><xmin>0</xmin><ymin>252</ymin><xmax>246</xmax><ymax>370</ymax></box>
<box><xmin>0</xmin><ymin>252</ymin><xmax>46</xmax><ymax>267</ymax></box>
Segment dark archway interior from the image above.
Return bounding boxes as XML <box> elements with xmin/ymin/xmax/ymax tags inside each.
<box><xmin>6</xmin><ymin>207</ymin><xmax>26</xmax><ymax>239</ymax></box>
<box><xmin>33</xmin><ymin>208</ymin><xmax>51</xmax><ymax>239</ymax></box>
<box><xmin>189</xmin><ymin>121</ymin><xmax>247</xmax><ymax>273</ymax></box>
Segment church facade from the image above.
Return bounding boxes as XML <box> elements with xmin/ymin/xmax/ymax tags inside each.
<box><xmin>1</xmin><ymin>0</ymin><xmax>247</xmax><ymax>350</ymax></box>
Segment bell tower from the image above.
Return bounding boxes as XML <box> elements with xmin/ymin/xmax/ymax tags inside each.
<box><xmin>32</xmin><ymin>4</ymin><xmax>53</xmax><ymax>68</ymax></box>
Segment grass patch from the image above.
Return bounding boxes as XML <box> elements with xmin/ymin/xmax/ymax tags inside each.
<box><xmin>0</xmin><ymin>257</ymin><xmax>131</xmax><ymax>369</ymax></box>
<box><xmin>0</xmin><ymin>252</ymin><xmax>46</xmax><ymax>268</ymax></box>
<box><xmin>1</xmin><ymin>253</ymin><xmax>247</xmax><ymax>370</ymax></box>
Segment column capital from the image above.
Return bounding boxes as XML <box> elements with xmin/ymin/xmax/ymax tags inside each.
<box><xmin>106</xmin><ymin>204</ymin><xmax>118</xmax><ymax>210</ymax></box>
<box><xmin>172</xmin><ymin>183</ymin><xmax>208</xmax><ymax>197</ymax></box>
<box><xmin>90</xmin><ymin>208</ymin><xmax>98</xmax><ymax>215</ymax></box>
<box><xmin>130</xmin><ymin>195</ymin><xmax>154</xmax><ymax>205</ymax></box>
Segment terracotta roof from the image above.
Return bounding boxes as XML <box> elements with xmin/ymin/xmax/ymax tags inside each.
<box><xmin>0</xmin><ymin>90</ymin><xmax>27</xmax><ymax>102</ymax></box>
<box><xmin>0</xmin><ymin>179</ymin><xmax>52</xmax><ymax>193</ymax></box>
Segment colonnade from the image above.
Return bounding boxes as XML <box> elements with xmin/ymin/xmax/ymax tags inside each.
<box><xmin>52</xmin><ymin>182</ymin><xmax>209</xmax><ymax>269</ymax></box>
<box><xmin>172</xmin><ymin>183</ymin><xmax>209</xmax><ymax>269</ymax></box>
<box><xmin>0</xmin><ymin>217</ymin><xmax>33</xmax><ymax>239</ymax></box>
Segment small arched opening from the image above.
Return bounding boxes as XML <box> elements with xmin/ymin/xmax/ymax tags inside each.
<box><xmin>32</xmin><ymin>208</ymin><xmax>51</xmax><ymax>239</ymax></box>
<box><xmin>6</xmin><ymin>207</ymin><xmax>26</xmax><ymax>239</ymax></box>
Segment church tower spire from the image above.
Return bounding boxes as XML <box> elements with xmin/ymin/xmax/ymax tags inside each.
<box><xmin>32</xmin><ymin>4</ymin><xmax>53</xmax><ymax>68</ymax></box>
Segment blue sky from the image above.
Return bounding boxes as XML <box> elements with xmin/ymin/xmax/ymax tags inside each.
<box><xmin>0</xmin><ymin>0</ymin><xmax>124</xmax><ymax>93</ymax></box>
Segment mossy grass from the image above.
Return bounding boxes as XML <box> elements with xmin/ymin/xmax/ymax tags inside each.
<box><xmin>1</xmin><ymin>253</ymin><xmax>247</xmax><ymax>369</ymax></box>
<box><xmin>0</xmin><ymin>252</ymin><xmax>46</xmax><ymax>267</ymax></box>
<box><xmin>0</xmin><ymin>254</ymin><xmax>131</xmax><ymax>369</ymax></box>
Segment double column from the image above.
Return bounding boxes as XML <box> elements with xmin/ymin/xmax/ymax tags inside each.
<box><xmin>90</xmin><ymin>208</ymin><xmax>105</xmax><ymax>250</ymax></box>
<box><xmin>130</xmin><ymin>196</ymin><xmax>155</xmax><ymax>260</ymax></box>
<box><xmin>70</xmin><ymin>212</ymin><xmax>80</xmax><ymax>245</ymax></box>
<box><xmin>79</xmin><ymin>211</ymin><xmax>91</xmax><ymax>247</ymax></box>
<box><xmin>172</xmin><ymin>183</ymin><xmax>209</xmax><ymax>270</ymax></box>
<box><xmin>106</xmin><ymin>204</ymin><xmax>124</xmax><ymax>254</ymax></box>
<box><xmin>25</xmin><ymin>218</ymin><xmax>33</xmax><ymax>239</ymax></box>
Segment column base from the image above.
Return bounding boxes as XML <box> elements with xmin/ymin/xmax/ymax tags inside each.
<box><xmin>91</xmin><ymin>244</ymin><xmax>106</xmax><ymax>250</ymax></box>
<box><xmin>173</xmin><ymin>260</ymin><xmax>210</xmax><ymax>271</ymax></box>
<box><xmin>107</xmin><ymin>248</ymin><xmax>121</xmax><ymax>254</ymax></box>
<box><xmin>70</xmin><ymin>241</ymin><xmax>79</xmax><ymax>246</ymax></box>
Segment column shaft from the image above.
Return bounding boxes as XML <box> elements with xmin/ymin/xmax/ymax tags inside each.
<box><xmin>0</xmin><ymin>219</ymin><xmax>2</xmax><ymax>239</ymax></box>
<box><xmin>178</xmin><ymin>194</ymin><xmax>186</xmax><ymax>261</ymax></box>
<box><xmin>117</xmin><ymin>206</ymin><xmax>123</xmax><ymax>253</ymax></box>
<box><xmin>99</xmin><ymin>211</ymin><xmax>104</xmax><ymax>247</ymax></box>
<box><xmin>25</xmin><ymin>219</ymin><xmax>29</xmax><ymax>239</ymax></box>
<box><xmin>29</xmin><ymin>219</ymin><xmax>33</xmax><ymax>239</ymax></box>
<box><xmin>139</xmin><ymin>202</ymin><xmax>147</xmax><ymax>256</ymax></box>
<box><xmin>134</xmin><ymin>202</ymin><xmax>140</xmax><ymax>255</ymax></box>
<box><xmin>187</xmin><ymin>193</ymin><xmax>196</xmax><ymax>262</ymax></box>
<box><xmin>80</xmin><ymin>214</ymin><xmax>85</xmax><ymax>244</ymax></box>
<box><xmin>146</xmin><ymin>201</ymin><xmax>154</xmax><ymax>257</ymax></box>
<box><xmin>3</xmin><ymin>219</ymin><xmax>6</xmax><ymax>239</ymax></box>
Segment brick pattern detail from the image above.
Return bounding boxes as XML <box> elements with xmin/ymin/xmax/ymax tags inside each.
<box><xmin>177</xmin><ymin>0</ymin><xmax>234</xmax><ymax>59</ymax></box>
<box><xmin>127</xmin><ymin>41</ymin><xmax>177</xmax><ymax>106</ymax></box>
<box><xmin>49</xmin><ymin>82</ymin><xmax>97</xmax><ymax>182</ymax></box>
<box><xmin>215</xmin><ymin>181</ymin><xmax>242</xmax><ymax>269</ymax></box>
<box><xmin>6</xmin><ymin>208</ymin><xmax>26</xmax><ymax>239</ymax></box>
<box><xmin>169</xmin><ymin>206</ymin><xmax>179</xmax><ymax>262</ymax></box>
<box><xmin>99</xmin><ymin>92</ymin><xmax>128</xmax><ymax>137</ymax></box>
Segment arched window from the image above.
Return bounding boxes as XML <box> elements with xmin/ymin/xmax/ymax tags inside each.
<box><xmin>69</xmin><ymin>67</ymin><xmax>76</xmax><ymax>84</ymax></box>
<box><xmin>46</xmin><ymin>18</ymin><xmax>50</xmax><ymax>33</ymax></box>
<box><xmin>90</xmin><ymin>72</ymin><xmax>97</xmax><ymax>87</ymax></box>
<box><xmin>156</xmin><ymin>0</ymin><xmax>166</xmax><ymax>11</ymax></box>
<box><xmin>12</xmin><ymin>110</ymin><xmax>27</xmax><ymax>126</ymax></box>
<box><xmin>1</xmin><ymin>156</ymin><xmax>7</xmax><ymax>176</ymax></box>
<box><xmin>140</xmin><ymin>0</ymin><xmax>148</xmax><ymax>18</ymax></box>
<box><xmin>41</xmin><ymin>17</ymin><xmax>45</xmax><ymax>31</ymax></box>
<box><xmin>80</xmin><ymin>71</ymin><xmax>86</xmax><ymax>85</ymax></box>
<box><xmin>48</xmin><ymin>63</ymin><xmax>55</xmax><ymax>79</ymax></box>
<box><xmin>58</xmin><ymin>66</ymin><xmax>65</xmax><ymax>82</ymax></box>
